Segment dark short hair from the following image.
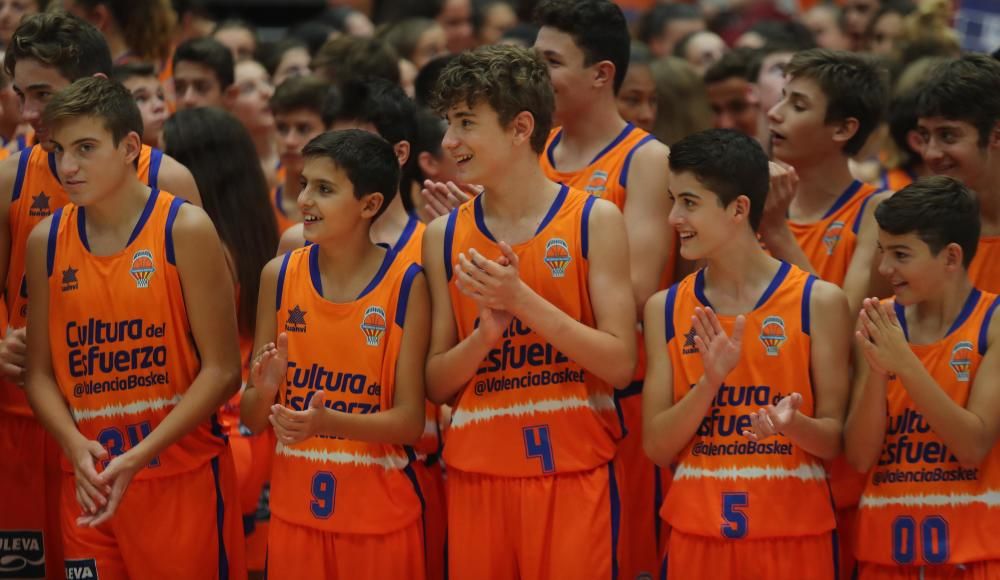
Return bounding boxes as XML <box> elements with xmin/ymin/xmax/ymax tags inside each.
<box><xmin>704</xmin><ymin>47</ymin><xmax>755</xmax><ymax>85</ymax></box>
<box><xmin>311</xmin><ymin>36</ymin><xmax>400</xmax><ymax>87</ymax></box>
<box><xmin>874</xmin><ymin>176</ymin><xmax>980</xmax><ymax>267</ymax></box>
<box><xmin>111</xmin><ymin>62</ymin><xmax>157</xmax><ymax>85</ymax></box>
<box><xmin>915</xmin><ymin>54</ymin><xmax>1000</xmax><ymax>147</ymax></box>
<box><xmin>746</xmin><ymin>20</ymin><xmax>817</xmax><ymax>52</ymax></box>
<box><xmin>404</xmin><ymin>107</ymin><xmax>447</xmax><ymax>189</ymax></box>
<box><xmin>783</xmin><ymin>49</ymin><xmax>888</xmax><ymax>156</ymax></box>
<box><xmin>534</xmin><ymin>0</ymin><xmax>630</xmax><ymax>93</ymax></box>
<box><xmin>271</xmin><ymin>75</ymin><xmax>332</xmax><ymax>117</ymax></box>
<box><xmin>43</xmin><ymin>76</ymin><xmax>143</xmax><ymax>144</ymax></box>
<box><xmin>433</xmin><ymin>44</ymin><xmax>553</xmax><ymax>153</ymax></box>
<box><xmin>324</xmin><ymin>78</ymin><xmax>416</xmax><ymax>151</ymax></box>
<box><xmin>414</xmin><ymin>53</ymin><xmax>456</xmax><ymax>107</ymax></box>
<box><xmin>303</xmin><ymin>129</ymin><xmax>400</xmax><ymax>220</ymax></box>
<box><xmin>4</xmin><ymin>12</ymin><xmax>112</xmax><ymax>80</ymax></box>
<box><xmin>637</xmin><ymin>4</ymin><xmax>702</xmax><ymax>46</ymax></box>
<box><xmin>668</xmin><ymin>128</ymin><xmax>770</xmax><ymax>231</ymax></box>
<box><xmin>173</xmin><ymin>37</ymin><xmax>235</xmax><ymax>89</ymax></box>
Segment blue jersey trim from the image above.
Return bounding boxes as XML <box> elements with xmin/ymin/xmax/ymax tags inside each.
<box><xmin>10</xmin><ymin>146</ymin><xmax>31</xmax><ymax>202</ymax></box>
<box><xmin>395</xmin><ymin>263</ymin><xmax>423</xmax><ymax>327</ymax></box>
<box><xmin>618</xmin><ymin>134</ymin><xmax>655</xmax><ymax>188</ymax></box>
<box><xmin>581</xmin><ymin>194</ymin><xmax>597</xmax><ymax>259</ymax></box>
<box><xmin>443</xmin><ymin>209</ymin><xmax>458</xmax><ymax>281</ymax></box>
<box><xmin>46</xmin><ymin>207</ymin><xmax>63</xmax><ymax>277</ymax></box>
<box><xmin>275</xmin><ymin>251</ymin><xmax>292</xmax><ymax>311</ymax></box>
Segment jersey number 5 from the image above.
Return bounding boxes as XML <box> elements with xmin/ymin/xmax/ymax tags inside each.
<box><xmin>523</xmin><ymin>425</ymin><xmax>555</xmax><ymax>473</ymax></box>
<box><xmin>721</xmin><ymin>492</ymin><xmax>749</xmax><ymax>539</ymax></box>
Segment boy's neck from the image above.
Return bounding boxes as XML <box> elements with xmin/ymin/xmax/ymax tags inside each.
<box><xmin>82</xmin><ymin>175</ymin><xmax>150</xmax><ymax>230</ymax></box>
<box><xmin>481</xmin><ymin>151</ymin><xmax>560</xmax><ymax>220</ymax></box>
<box><xmin>282</xmin><ymin>166</ymin><xmax>302</xmax><ymax>199</ymax></box>
<box><xmin>556</xmin><ymin>97</ymin><xmax>628</xmax><ymax>151</ymax></box>
<box><xmin>972</xmin><ymin>171</ymin><xmax>1000</xmax><ymax>232</ymax></box>
<box><xmin>252</xmin><ymin>131</ymin><xmax>277</xmax><ymax>163</ymax></box>
<box><xmin>789</xmin><ymin>152</ymin><xmax>856</xmax><ymax>213</ymax></box>
<box><xmin>702</xmin><ymin>231</ymin><xmax>784</xmax><ymax>313</ymax></box>
<box><xmin>369</xmin><ymin>193</ymin><xmax>410</xmax><ymax>249</ymax></box>
<box><xmin>907</xmin><ymin>275</ymin><xmax>975</xmax><ymax>341</ymax></box>
<box><xmin>315</xmin><ymin>227</ymin><xmax>386</xmax><ymax>299</ymax></box>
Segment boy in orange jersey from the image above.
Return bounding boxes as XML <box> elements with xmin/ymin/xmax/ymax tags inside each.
<box><xmin>914</xmin><ymin>55</ymin><xmax>1000</xmax><ymax>295</ymax></box>
<box><xmin>0</xmin><ymin>12</ymin><xmax>201</xmax><ymax>579</ymax></box>
<box><xmin>643</xmin><ymin>128</ymin><xmax>851</xmax><ymax>579</ymax></box>
<box><xmin>762</xmin><ymin>49</ymin><xmax>890</xmax><ymax>575</ymax></box>
<box><xmin>241</xmin><ymin>129</ymin><xmax>430</xmax><ymax>579</ymax></box>
<box><xmin>845</xmin><ymin>176</ymin><xmax>1000</xmax><ymax>579</ymax></box>
<box><xmin>424</xmin><ymin>44</ymin><xmax>637</xmax><ymax>579</ymax></box>
<box><xmin>270</xmin><ymin>75</ymin><xmax>332</xmax><ymax>234</ymax></box>
<box><xmin>23</xmin><ymin>77</ymin><xmax>245</xmax><ymax>579</ymax></box>
<box><xmin>275</xmin><ymin>78</ymin><xmax>447</xmax><ymax>580</ymax></box>
<box><xmin>532</xmin><ymin>2</ymin><xmax>673</xmax><ymax>576</ymax></box>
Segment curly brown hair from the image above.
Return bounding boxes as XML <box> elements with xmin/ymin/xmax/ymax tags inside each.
<box><xmin>432</xmin><ymin>44</ymin><xmax>553</xmax><ymax>154</ymax></box>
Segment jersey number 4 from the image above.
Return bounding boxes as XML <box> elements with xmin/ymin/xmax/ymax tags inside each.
<box><xmin>523</xmin><ymin>425</ymin><xmax>555</xmax><ymax>473</ymax></box>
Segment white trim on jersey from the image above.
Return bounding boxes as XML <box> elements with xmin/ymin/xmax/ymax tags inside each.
<box><xmin>860</xmin><ymin>490</ymin><xmax>1000</xmax><ymax>509</ymax></box>
<box><xmin>449</xmin><ymin>394</ymin><xmax>616</xmax><ymax>429</ymax></box>
<box><xmin>71</xmin><ymin>394</ymin><xmax>183</xmax><ymax>422</ymax></box>
<box><xmin>275</xmin><ymin>442</ymin><xmax>410</xmax><ymax>471</ymax></box>
<box><xmin>673</xmin><ymin>463</ymin><xmax>828</xmax><ymax>481</ymax></box>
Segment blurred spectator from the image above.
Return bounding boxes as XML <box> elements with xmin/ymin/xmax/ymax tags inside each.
<box><xmin>674</xmin><ymin>30</ymin><xmax>727</xmax><ymax>76</ymax></box>
<box><xmin>616</xmin><ymin>42</ymin><xmax>657</xmax><ymax>132</ymax></box>
<box><xmin>262</xmin><ymin>38</ymin><xmax>312</xmax><ymax>86</ymax></box>
<box><xmin>638</xmin><ymin>4</ymin><xmax>706</xmax><ymax>58</ymax></box>
<box><xmin>0</xmin><ymin>0</ymin><xmax>46</xmax><ymax>48</ymax></box>
<box><xmin>650</xmin><ymin>56</ymin><xmax>712</xmax><ymax>145</ymax></box>
<box><xmin>438</xmin><ymin>0</ymin><xmax>475</xmax><ymax>52</ymax></box>
<box><xmin>474</xmin><ymin>0</ymin><xmax>517</xmax><ymax>46</ymax></box>
<box><xmin>801</xmin><ymin>3</ymin><xmax>852</xmax><ymax>51</ymax></box>
<box><xmin>499</xmin><ymin>22</ymin><xmax>539</xmax><ymax>47</ymax></box>
<box><xmin>843</xmin><ymin>0</ymin><xmax>881</xmax><ymax>49</ymax></box>
<box><xmin>66</xmin><ymin>0</ymin><xmax>176</xmax><ymax>65</ymax></box>
<box><xmin>312</xmin><ymin>35</ymin><xmax>401</xmax><ymax>86</ymax></box>
<box><xmin>378</xmin><ymin>18</ymin><xmax>448</xmax><ymax>69</ymax></box>
<box><xmin>866</xmin><ymin>0</ymin><xmax>914</xmax><ymax>56</ymax></box>
<box><xmin>704</xmin><ymin>48</ymin><xmax>759</xmax><ymax>138</ymax></box>
<box><xmin>213</xmin><ymin>18</ymin><xmax>257</xmax><ymax>62</ymax></box>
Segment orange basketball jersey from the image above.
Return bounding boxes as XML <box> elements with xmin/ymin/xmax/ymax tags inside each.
<box><xmin>46</xmin><ymin>189</ymin><xmax>225</xmax><ymax>479</ymax></box>
<box><xmin>442</xmin><ymin>185</ymin><xmax>622</xmax><ymax>476</ymax></box>
<box><xmin>660</xmin><ymin>262</ymin><xmax>836</xmax><ymax>539</ymax></box>
<box><xmin>879</xmin><ymin>167</ymin><xmax>916</xmax><ymax>193</ymax></box>
<box><xmin>272</xmin><ymin>185</ymin><xmax>296</xmax><ymax>235</ymax></box>
<box><xmin>1</xmin><ymin>144</ymin><xmax>165</xmax><ymax>418</ymax></box>
<box><xmin>270</xmin><ymin>244</ymin><xmax>424</xmax><ymax>534</ymax></box>
<box><xmin>968</xmin><ymin>237</ymin><xmax>1000</xmax><ymax>294</ymax></box>
<box><xmin>788</xmin><ymin>180</ymin><xmax>882</xmax><ymax>286</ymax></box>
<box><xmin>855</xmin><ymin>291</ymin><xmax>1000</xmax><ymax>566</ymax></box>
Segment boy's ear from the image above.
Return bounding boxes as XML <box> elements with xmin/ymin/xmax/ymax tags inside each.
<box><xmin>360</xmin><ymin>191</ymin><xmax>385</xmax><ymax>219</ymax></box>
<box><xmin>417</xmin><ymin>151</ymin><xmax>439</xmax><ymax>179</ymax></box>
<box><xmin>592</xmin><ymin>60</ymin><xmax>616</xmax><ymax>90</ymax></box>
<box><xmin>510</xmin><ymin>110</ymin><xmax>535</xmax><ymax>147</ymax></box>
<box><xmin>944</xmin><ymin>242</ymin><xmax>964</xmax><ymax>270</ymax></box>
<box><xmin>393</xmin><ymin>140</ymin><xmax>410</xmax><ymax>168</ymax></box>
<box><xmin>831</xmin><ymin>116</ymin><xmax>860</xmax><ymax>147</ymax></box>
<box><xmin>731</xmin><ymin>194</ymin><xmax>751</xmax><ymax>224</ymax></box>
<box><xmin>122</xmin><ymin>131</ymin><xmax>143</xmax><ymax>164</ymax></box>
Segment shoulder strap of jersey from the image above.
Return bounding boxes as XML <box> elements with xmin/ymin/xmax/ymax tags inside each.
<box><xmin>663</xmin><ymin>282</ymin><xmax>680</xmax><ymax>343</ymax></box>
<box><xmin>580</xmin><ymin>194</ymin><xmax>597</xmax><ymax>260</ymax></box>
<box><xmin>443</xmin><ymin>208</ymin><xmax>459</xmax><ymax>282</ymax></box>
<box><xmin>977</xmin><ymin>293</ymin><xmax>1000</xmax><ymax>355</ymax></box>
<box><xmin>45</xmin><ymin>207</ymin><xmax>64</xmax><ymax>278</ymax></box>
<box><xmin>801</xmin><ymin>275</ymin><xmax>817</xmax><ymax>336</ymax></box>
<box><xmin>148</xmin><ymin>147</ymin><xmax>164</xmax><ymax>190</ymax></box>
<box><xmin>164</xmin><ymin>194</ymin><xmax>186</xmax><ymax>266</ymax></box>
<box><xmin>10</xmin><ymin>145</ymin><xmax>33</xmax><ymax>202</ymax></box>
<box><xmin>395</xmin><ymin>263</ymin><xmax>424</xmax><ymax>328</ymax></box>
<box><xmin>274</xmin><ymin>251</ymin><xmax>293</xmax><ymax>312</ymax></box>
<box><xmin>618</xmin><ymin>133</ymin><xmax>656</xmax><ymax>188</ymax></box>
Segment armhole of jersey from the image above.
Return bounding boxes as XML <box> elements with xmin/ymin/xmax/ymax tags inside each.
<box><xmin>663</xmin><ymin>283</ymin><xmax>678</xmax><ymax>343</ymax></box>
<box><xmin>275</xmin><ymin>251</ymin><xmax>292</xmax><ymax>312</ymax></box>
<box><xmin>802</xmin><ymin>275</ymin><xmax>817</xmax><ymax>336</ymax></box>
<box><xmin>617</xmin><ymin>134</ymin><xmax>656</xmax><ymax>188</ymax></box>
<box><xmin>581</xmin><ymin>195</ymin><xmax>597</xmax><ymax>260</ymax></box>
<box><xmin>148</xmin><ymin>147</ymin><xmax>163</xmax><ymax>190</ymax></box>
<box><xmin>10</xmin><ymin>146</ymin><xmax>31</xmax><ymax>202</ymax></box>
<box><xmin>977</xmin><ymin>294</ymin><xmax>1000</xmax><ymax>356</ymax></box>
<box><xmin>851</xmin><ymin>190</ymin><xmax>881</xmax><ymax>234</ymax></box>
<box><xmin>164</xmin><ymin>196</ymin><xmax>187</xmax><ymax>266</ymax></box>
<box><xmin>443</xmin><ymin>209</ymin><xmax>458</xmax><ymax>282</ymax></box>
<box><xmin>46</xmin><ymin>207</ymin><xmax>63</xmax><ymax>278</ymax></box>
<box><xmin>395</xmin><ymin>263</ymin><xmax>424</xmax><ymax>328</ymax></box>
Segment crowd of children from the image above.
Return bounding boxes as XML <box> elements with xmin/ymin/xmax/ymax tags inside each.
<box><xmin>0</xmin><ymin>0</ymin><xmax>997</xmax><ymax>579</ymax></box>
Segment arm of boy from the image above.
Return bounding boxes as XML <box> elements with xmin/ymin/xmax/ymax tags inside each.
<box><xmin>423</xmin><ymin>215</ymin><xmax>509</xmax><ymax>404</ymax></box>
<box><xmin>240</xmin><ymin>255</ymin><xmax>286</xmax><ymax>433</ymax></box>
<box><xmin>157</xmin><ymin>154</ymin><xmax>203</xmax><ymax>207</ymax></box>
<box><xmin>842</xmin><ymin>191</ymin><xmax>892</xmax><ymax>313</ymax></box>
<box><xmin>865</xmin><ymin>299</ymin><xmax>1000</xmax><ymax>466</ymax></box>
<box><xmin>757</xmin><ymin>161</ymin><xmax>818</xmax><ymax>276</ymax></box>
<box><xmin>269</xmin><ymin>271</ymin><xmax>430</xmax><ymax>445</ymax></box>
<box><xmin>456</xmin><ymin>200</ymin><xmax>637</xmax><ymax>387</ymax></box>
<box><xmin>86</xmin><ymin>205</ymin><xmax>241</xmax><ymax>526</ymax></box>
<box><xmin>0</xmin><ymin>154</ymin><xmax>24</xmax><ymax>383</ymax></box>
<box><xmin>643</xmin><ymin>298</ymin><xmax>745</xmax><ymax>466</ymax></box>
<box><xmin>844</xmin><ymin>297</ymin><xmax>890</xmax><ymax>472</ymax></box>
<box><xmin>624</xmin><ymin>141</ymin><xmax>674</xmax><ymax>308</ymax></box>
<box><xmin>741</xmin><ymin>280</ymin><xmax>850</xmax><ymax>460</ymax></box>
<box><xmin>276</xmin><ymin>224</ymin><xmax>305</xmax><ymax>255</ymax></box>
<box><xmin>24</xmin><ymin>218</ymin><xmax>112</xmax><ymax>521</ymax></box>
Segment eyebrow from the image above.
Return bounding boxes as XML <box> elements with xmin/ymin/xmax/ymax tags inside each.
<box><xmin>668</xmin><ymin>189</ymin><xmax>701</xmax><ymax>199</ymax></box>
<box><xmin>450</xmin><ymin>111</ymin><xmax>475</xmax><ymax>119</ymax></box>
<box><xmin>884</xmin><ymin>243</ymin><xmax>911</xmax><ymax>251</ymax></box>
